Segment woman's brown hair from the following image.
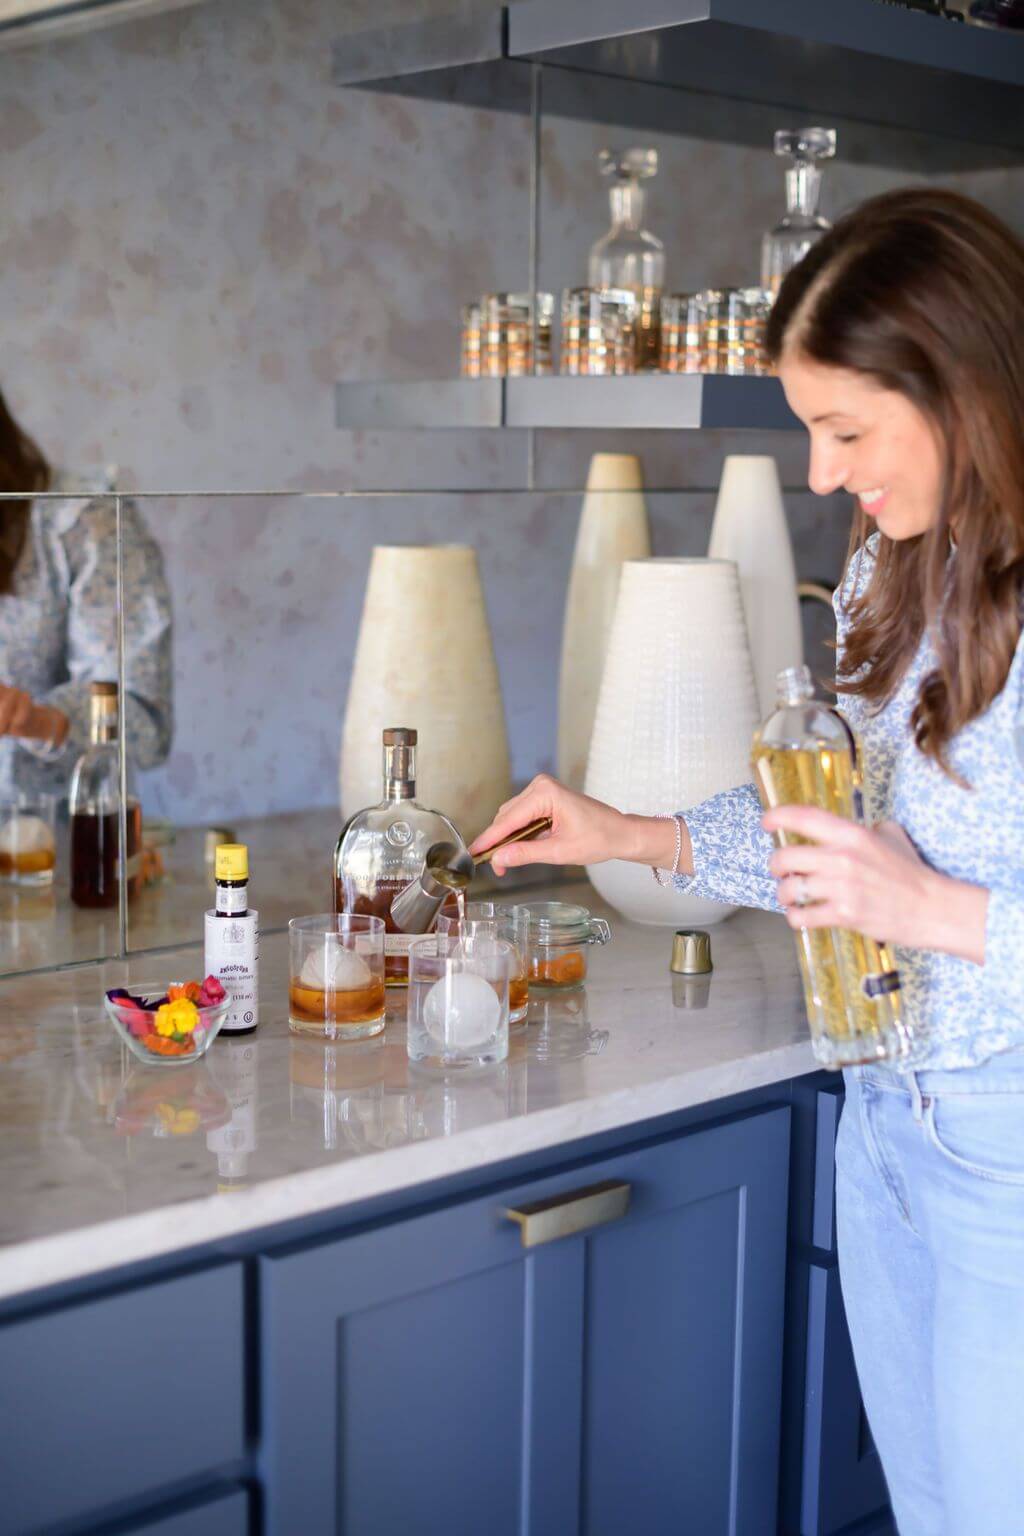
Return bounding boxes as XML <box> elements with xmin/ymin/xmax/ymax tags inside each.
<box><xmin>765</xmin><ymin>187</ymin><xmax>1024</xmax><ymax>780</ymax></box>
<box><xmin>0</xmin><ymin>389</ymin><xmax>50</xmax><ymax>597</ymax></box>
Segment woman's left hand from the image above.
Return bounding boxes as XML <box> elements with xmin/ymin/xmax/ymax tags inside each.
<box><xmin>763</xmin><ymin>806</ymin><xmax>961</xmax><ymax>953</ymax></box>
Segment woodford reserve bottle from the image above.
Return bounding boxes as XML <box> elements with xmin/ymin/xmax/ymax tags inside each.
<box><xmin>334</xmin><ymin>728</ymin><xmax>462</xmax><ymax>986</ymax></box>
<box><xmin>69</xmin><ymin>681</ymin><xmax>142</xmax><ymax>909</ymax></box>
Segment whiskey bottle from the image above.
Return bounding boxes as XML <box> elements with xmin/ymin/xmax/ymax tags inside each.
<box><xmin>751</xmin><ymin>665</ymin><xmax>912</xmax><ymax>1069</ymax></box>
<box><xmin>334</xmin><ymin>727</ymin><xmax>463</xmax><ymax>986</ymax></box>
<box><xmin>69</xmin><ymin>681</ymin><xmax>142</xmax><ymax>909</ymax></box>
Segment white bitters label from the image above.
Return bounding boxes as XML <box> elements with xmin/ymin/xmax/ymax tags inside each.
<box><xmin>205</xmin><ymin>908</ymin><xmax>259</xmax><ymax>1032</ymax></box>
<box><xmin>215</xmin><ymin>886</ymin><xmax>249</xmax><ymax>915</ymax></box>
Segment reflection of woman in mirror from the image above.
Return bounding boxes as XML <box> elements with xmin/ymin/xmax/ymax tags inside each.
<box><xmin>0</xmin><ymin>390</ymin><xmax>171</xmax><ymax>793</ymax></box>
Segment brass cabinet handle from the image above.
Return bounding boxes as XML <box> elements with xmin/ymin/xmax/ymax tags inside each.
<box><xmin>797</xmin><ymin>579</ymin><xmax>835</xmax><ymax>609</ymax></box>
<box><xmin>503</xmin><ymin>1179</ymin><xmax>631</xmax><ymax>1247</ymax></box>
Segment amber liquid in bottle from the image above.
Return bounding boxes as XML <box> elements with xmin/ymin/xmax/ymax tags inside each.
<box><xmin>752</xmin><ymin>737</ymin><xmax>906</xmax><ymax>1068</ymax></box>
<box><xmin>70</xmin><ymin>798</ymin><xmax>142</xmax><ymax>909</ymax></box>
<box><xmin>335</xmin><ymin>875</ymin><xmax>462</xmax><ymax>985</ymax></box>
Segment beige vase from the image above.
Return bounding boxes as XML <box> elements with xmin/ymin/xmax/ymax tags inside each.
<box><xmin>557</xmin><ymin>453</ymin><xmax>651</xmax><ymax>791</ymax></box>
<box><xmin>339</xmin><ymin>545</ymin><xmax>512</xmax><ymax>842</ymax></box>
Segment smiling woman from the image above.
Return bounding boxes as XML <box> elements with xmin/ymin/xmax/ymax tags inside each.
<box><xmin>468</xmin><ymin>187</ymin><xmax>1024</xmax><ymax>1535</ymax></box>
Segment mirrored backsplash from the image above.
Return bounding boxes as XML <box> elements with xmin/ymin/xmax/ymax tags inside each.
<box><xmin>0</xmin><ymin>483</ymin><xmax>845</xmax><ymax>977</ymax></box>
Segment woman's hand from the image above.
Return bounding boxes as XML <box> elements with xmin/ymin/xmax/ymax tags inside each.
<box><xmin>0</xmin><ymin>685</ymin><xmax>67</xmax><ymax>746</ymax></box>
<box><xmin>470</xmin><ymin>774</ymin><xmax>684</xmax><ymax>878</ymax></box>
<box><xmin>763</xmin><ymin>805</ymin><xmax>988</xmax><ymax>964</ymax></box>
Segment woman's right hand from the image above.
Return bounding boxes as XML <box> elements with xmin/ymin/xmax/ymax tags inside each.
<box><xmin>470</xmin><ymin>774</ymin><xmax>683</xmax><ymax>878</ymax></box>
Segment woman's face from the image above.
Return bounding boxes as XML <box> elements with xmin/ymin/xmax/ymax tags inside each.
<box><xmin>778</xmin><ymin>350</ymin><xmax>944</xmax><ymax>540</ymax></box>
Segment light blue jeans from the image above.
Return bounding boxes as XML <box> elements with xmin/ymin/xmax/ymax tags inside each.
<box><xmin>837</xmin><ymin>1052</ymin><xmax>1024</xmax><ymax>1536</ymax></box>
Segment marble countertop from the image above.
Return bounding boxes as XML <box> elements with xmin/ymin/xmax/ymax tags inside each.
<box><xmin>0</xmin><ymin>881</ymin><xmax>816</xmax><ymax>1301</ymax></box>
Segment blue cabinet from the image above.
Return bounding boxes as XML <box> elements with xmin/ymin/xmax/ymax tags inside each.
<box><xmin>123</xmin><ymin>1488</ymin><xmax>251</xmax><ymax>1536</ymax></box>
<box><xmin>262</xmin><ymin>1106</ymin><xmax>790</xmax><ymax>1536</ymax></box>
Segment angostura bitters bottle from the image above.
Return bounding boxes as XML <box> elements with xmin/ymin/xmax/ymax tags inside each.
<box><xmin>751</xmin><ymin>665</ymin><xmax>913</xmax><ymax>1069</ymax></box>
<box><xmin>333</xmin><ymin>728</ymin><xmax>463</xmax><ymax>986</ymax></box>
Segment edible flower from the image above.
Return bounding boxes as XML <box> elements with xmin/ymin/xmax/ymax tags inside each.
<box><xmin>197</xmin><ymin>975</ymin><xmax>226</xmax><ymax>1007</ymax></box>
<box><xmin>154</xmin><ymin>998</ymin><xmax>199</xmax><ymax>1037</ymax></box>
<box><xmin>168</xmin><ymin>981</ymin><xmax>202</xmax><ymax>1004</ymax></box>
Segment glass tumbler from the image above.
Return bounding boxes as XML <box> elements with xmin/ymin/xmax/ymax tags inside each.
<box><xmin>695</xmin><ymin>288</ymin><xmax>728</xmax><ymax>373</ymax></box>
<box><xmin>407</xmin><ymin>933</ymin><xmax>512</xmax><ymax>1070</ymax></box>
<box><xmin>725</xmin><ymin>287</ymin><xmax>771</xmax><ymax>376</ymax></box>
<box><xmin>460</xmin><ymin>300</ymin><xmax>482</xmax><ymax>377</ymax></box>
<box><xmin>659</xmin><ymin>293</ymin><xmax>703</xmax><ymax>373</ymax></box>
<box><xmin>0</xmin><ymin>793</ymin><xmax>57</xmax><ymax>885</ymax></box>
<box><xmin>560</xmin><ymin>286</ymin><xmax>637</xmax><ymax>376</ymax></box>
<box><xmin>289</xmin><ymin>913</ymin><xmax>386</xmax><ymax>1040</ymax></box>
<box><xmin>436</xmin><ymin>900</ymin><xmax>529</xmax><ymax>1024</ymax></box>
<box><xmin>479</xmin><ymin>291</ymin><xmax>553</xmax><ymax>377</ymax></box>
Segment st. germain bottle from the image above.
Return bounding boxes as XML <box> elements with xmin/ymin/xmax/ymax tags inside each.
<box><xmin>751</xmin><ymin>665</ymin><xmax>912</xmax><ymax>1069</ymax></box>
<box><xmin>69</xmin><ymin>681</ymin><xmax>142</xmax><ymax>909</ymax></box>
<box><xmin>334</xmin><ymin>727</ymin><xmax>462</xmax><ymax>986</ymax></box>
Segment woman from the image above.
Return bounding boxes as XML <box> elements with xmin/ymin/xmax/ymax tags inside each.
<box><xmin>472</xmin><ymin>188</ymin><xmax>1024</xmax><ymax>1535</ymax></box>
<box><xmin>0</xmin><ymin>391</ymin><xmax>171</xmax><ymax>794</ymax></box>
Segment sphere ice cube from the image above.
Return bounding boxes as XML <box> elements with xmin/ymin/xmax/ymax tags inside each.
<box><xmin>0</xmin><ymin>814</ymin><xmax>54</xmax><ymax>856</ymax></box>
<box><xmin>423</xmin><ymin>971</ymin><xmax>501</xmax><ymax>1051</ymax></box>
<box><xmin>299</xmin><ymin>943</ymin><xmax>372</xmax><ymax>992</ymax></box>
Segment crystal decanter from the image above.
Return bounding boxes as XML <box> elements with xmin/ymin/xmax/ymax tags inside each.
<box><xmin>761</xmin><ymin>128</ymin><xmax>836</xmax><ymax>299</ymax></box>
<box><xmin>588</xmin><ymin>147</ymin><xmax>665</xmax><ymax>372</ymax></box>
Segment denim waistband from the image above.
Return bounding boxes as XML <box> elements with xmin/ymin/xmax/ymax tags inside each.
<box><xmin>856</xmin><ymin>1046</ymin><xmax>1024</xmax><ymax>1098</ymax></box>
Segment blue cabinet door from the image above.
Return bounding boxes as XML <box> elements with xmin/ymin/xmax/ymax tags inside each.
<box><xmin>262</xmin><ymin>1106</ymin><xmax>789</xmax><ymax>1536</ymax></box>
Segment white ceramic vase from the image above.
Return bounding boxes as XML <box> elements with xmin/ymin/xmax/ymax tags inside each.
<box><xmin>339</xmin><ymin>545</ymin><xmax>512</xmax><ymax>843</ymax></box>
<box><xmin>557</xmin><ymin>453</ymin><xmax>651</xmax><ymax>791</ymax></box>
<box><xmin>584</xmin><ymin>558</ymin><xmax>759</xmax><ymax>927</ymax></box>
<box><xmin>708</xmin><ymin>455</ymin><xmax>802</xmax><ymax>717</ymax></box>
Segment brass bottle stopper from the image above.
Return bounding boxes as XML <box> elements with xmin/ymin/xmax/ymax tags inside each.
<box><xmin>670</xmin><ymin>929</ymin><xmax>712</xmax><ymax>976</ymax></box>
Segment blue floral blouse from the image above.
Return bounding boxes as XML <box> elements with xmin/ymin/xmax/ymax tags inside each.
<box><xmin>0</xmin><ymin>476</ymin><xmax>172</xmax><ymax>797</ymax></box>
<box><xmin>675</xmin><ymin>533</ymin><xmax>1024</xmax><ymax>1072</ymax></box>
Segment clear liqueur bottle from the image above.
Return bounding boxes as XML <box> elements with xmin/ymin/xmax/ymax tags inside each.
<box><xmin>761</xmin><ymin>128</ymin><xmax>836</xmax><ymax>299</ymax></box>
<box><xmin>69</xmin><ymin>681</ymin><xmax>142</xmax><ymax>909</ymax></box>
<box><xmin>751</xmin><ymin>666</ymin><xmax>912</xmax><ymax>1069</ymax></box>
<box><xmin>334</xmin><ymin>728</ymin><xmax>463</xmax><ymax>986</ymax></box>
<box><xmin>588</xmin><ymin>147</ymin><xmax>665</xmax><ymax>372</ymax></box>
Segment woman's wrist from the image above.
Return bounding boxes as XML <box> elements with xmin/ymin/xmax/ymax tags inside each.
<box><xmin>24</xmin><ymin>704</ymin><xmax>69</xmax><ymax>750</ymax></box>
<box><xmin>923</xmin><ymin>869</ymin><xmax>988</xmax><ymax>966</ymax></box>
<box><xmin>621</xmin><ymin>813</ymin><xmax>694</xmax><ymax>876</ymax></box>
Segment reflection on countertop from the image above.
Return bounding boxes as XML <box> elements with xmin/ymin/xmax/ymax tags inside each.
<box><xmin>0</xmin><ymin>882</ymin><xmax>815</xmax><ymax>1300</ymax></box>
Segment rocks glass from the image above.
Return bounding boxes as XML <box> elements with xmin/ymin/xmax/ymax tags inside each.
<box><xmin>436</xmin><ymin>900</ymin><xmax>530</xmax><ymax>1024</ymax></box>
<box><xmin>0</xmin><ymin>793</ymin><xmax>57</xmax><ymax>886</ymax></box>
<box><xmin>407</xmin><ymin>932</ymin><xmax>513</xmax><ymax>1070</ymax></box>
<box><xmin>464</xmin><ymin>292</ymin><xmax>554</xmax><ymax>377</ymax></box>
<box><xmin>560</xmin><ymin>287</ymin><xmax>637</xmax><ymax>375</ymax></box>
<box><xmin>288</xmin><ymin>913</ymin><xmax>386</xmax><ymax>1040</ymax></box>
<box><xmin>659</xmin><ymin>293</ymin><xmax>703</xmax><ymax>374</ymax></box>
<box><xmin>725</xmin><ymin>287</ymin><xmax>771</xmax><ymax>376</ymax></box>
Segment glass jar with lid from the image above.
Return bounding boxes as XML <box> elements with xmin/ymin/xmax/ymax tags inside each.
<box><xmin>521</xmin><ymin>901</ymin><xmax>611</xmax><ymax>990</ymax></box>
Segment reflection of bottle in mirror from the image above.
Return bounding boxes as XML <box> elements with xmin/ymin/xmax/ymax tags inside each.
<box><xmin>761</xmin><ymin>128</ymin><xmax>836</xmax><ymax>299</ymax></box>
<box><xmin>206</xmin><ymin>1037</ymin><xmax>258</xmax><ymax>1191</ymax></box>
<box><xmin>334</xmin><ymin>728</ymin><xmax>463</xmax><ymax>986</ymax></box>
<box><xmin>204</xmin><ymin>844</ymin><xmax>259</xmax><ymax>1036</ymax></box>
<box><xmin>588</xmin><ymin>147</ymin><xmax>665</xmax><ymax>372</ymax></box>
<box><xmin>69</xmin><ymin>681</ymin><xmax>142</xmax><ymax>908</ymax></box>
<box><xmin>752</xmin><ymin>665</ymin><xmax>912</xmax><ymax>1069</ymax></box>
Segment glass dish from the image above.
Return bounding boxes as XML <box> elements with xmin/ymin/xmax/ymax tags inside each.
<box><xmin>520</xmin><ymin>901</ymin><xmax>611</xmax><ymax>990</ymax></box>
<box><xmin>104</xmin><ymin>982</ymin><xmax>230</xmax><ymax>1066</ymax></box>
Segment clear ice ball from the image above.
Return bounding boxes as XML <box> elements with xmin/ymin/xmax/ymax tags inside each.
<box><xmin>423</xmin><ymin>971</ymin><xmax>501</xmax><ymax>1051</ymax></box>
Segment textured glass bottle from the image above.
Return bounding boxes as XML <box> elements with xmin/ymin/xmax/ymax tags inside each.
<box><xmin>588</xmin><ymin>147</ymin><xmax>665</xmax><ymax>372</ymax></box>
<box><xmin>333</xmin><ymin>728</ymin><xmax>463</xmax><ymax>986</ymax></box>
<box><xmin>761</xmin><ymin>128</ymin><xmax>836</xmax><ymax>299</ymax></box>
<box><xmin>69</xmin><ymin>681</ymin><xmax>142</xmax><ymax>909</ymax></box>
<box><xmin>752</xmin><ymin>666</ymin><xmax>911</xmax><ymax>1069</ymax></box>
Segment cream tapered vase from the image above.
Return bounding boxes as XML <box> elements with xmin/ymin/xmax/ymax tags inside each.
<box><xmin>584</xmin><ymin>558</ymin><xmax>759</xmax><ymax>926</ymax></box>
<box><xmin>557</xmin><ymin>453</ymin><xmax>651</xmax><ymax>791</ymax></box>
<box><xmin>339</xmin><ymin>545</ymin><xmax>512</xmax><ymax>842</ymax></box>
<box><xmin>708</xmin><ymin>455</ymin><xmax>803</xmax><ymax>718</ymax></box>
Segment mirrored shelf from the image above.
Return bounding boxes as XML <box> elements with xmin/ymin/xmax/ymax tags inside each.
<box><xmin>334</xmin><ymin>0</ymin><xmax>1024</xmax><ymax>172</ymax></box>
<box><xmin>335</xmin><ymin>376</ymin><xmax>801</xmax><ymax>432</ymax></box>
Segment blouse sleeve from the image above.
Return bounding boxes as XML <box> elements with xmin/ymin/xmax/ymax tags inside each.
<box><xmin>669</xmin><ymin>537</ymin><xmax>878</xmax><ymax>914</ymax></box>
<box><xmin>21</xmin><ymin>497</ymin><xmax>173</xmax><ymax>771</ymax></box>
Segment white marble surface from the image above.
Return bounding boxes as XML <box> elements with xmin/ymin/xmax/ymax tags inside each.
<box><xmin>0</xmin><ymin>882</ymin><xmax>815</xmax><ymax>1301</ymax></box>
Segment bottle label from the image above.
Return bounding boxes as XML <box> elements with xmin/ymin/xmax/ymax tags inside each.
<box><xmin>116</xmin><ymin>851</ymin><xmax>143</xmax><ymax>880</ymax></box>
<box><xmin>216</xmin><ymin>886</ymin><xmax>248</xmax><ymax>915</ymax></box>
<box><xmin>862</xmin><ymin>970</ymin><xmax>901</xmax><ymax>1000</ymax></box>
<box><xmin>205</xmin><ymin>909</ymin><xmax>259</xmax><ymax>1031</ymax></box>
<box><xmin>384</xmin><ymin>932</ymin><xmax>418</xmax><ymax>958</ymax></box>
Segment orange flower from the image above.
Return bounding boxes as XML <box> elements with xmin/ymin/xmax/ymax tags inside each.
<box><xmin>168</xmin><ymin>981</ymin><xmax>202</xmax><ymax>1004</ymax></box>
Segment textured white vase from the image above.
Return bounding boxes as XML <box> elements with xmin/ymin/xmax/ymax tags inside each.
<box><xmin>340</xmin><ymin>545</ymin><xmax>512</xmax><ymax>843</ymax></box>
<box><xmin>584</xmin><ymin>558</ymin><xmax>760</xmax><ymax>927</ymax></box>
<box><xmin>708</xmin><ymin>455</ymin><xmax>802</xmax><ymax>717</ymax></box>
<box><xmin>557</xmin><ymin>453</ymin><xmax>651</xmax><ymax>791</ymax></box>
